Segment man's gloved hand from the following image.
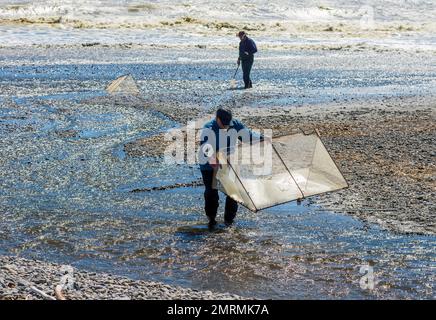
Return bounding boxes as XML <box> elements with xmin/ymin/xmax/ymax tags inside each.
<box><xmin>244</xmin><ymin>51</ymin><xmax>249</xmax><ymax>55</ymax></box>
<box><xmin>237</xmin><ymin>58</ymin><xmax>240</xmax><ymax>65</ymax></box>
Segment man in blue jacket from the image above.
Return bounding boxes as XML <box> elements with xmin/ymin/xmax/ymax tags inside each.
<box><xmin>237</xmin><ymin>31</ymin><xmax>257</xmax><ymax>89</ymax></box>
<box><xmin>199</xmin><ymin>108</ymin><xmax>261</xmax><ymax>229</ymax></box>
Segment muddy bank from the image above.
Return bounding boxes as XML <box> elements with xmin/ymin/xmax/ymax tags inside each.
<box><xmin>0</xmin><ymin>255</ymin><xmax>244</xmax><ymax>300</ymax></box>
<box><xmin>125</xmin><ymin>95</ymin><xmax>435</xmax><ymax>235</ymax></box>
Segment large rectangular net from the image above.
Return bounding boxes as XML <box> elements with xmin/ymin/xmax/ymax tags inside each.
<box><xmin>215</xmin><ymin>131</ymin><xmax>348</xmax><ymax>212</ymax></box>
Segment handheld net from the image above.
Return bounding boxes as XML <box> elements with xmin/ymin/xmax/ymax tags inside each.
<box><xmin>215</xmin><ymin>130</ymin><xmax>348</xmax><ymax>212</ymax></box>
<box><xmin>106</xmin><ymin>74</ymin><xmax>140</xmax><ymax>95</ymax></box>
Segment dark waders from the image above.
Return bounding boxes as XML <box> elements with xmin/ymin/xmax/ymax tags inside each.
<box><xmin>201</xmin><ymin>169</ymin><xmax>238</xmax><ymax>224</ymax></box>
<box><xmin>241</xmin><ymin>54</ymin><xmax>254</xmax><ymax>89</ymax></box>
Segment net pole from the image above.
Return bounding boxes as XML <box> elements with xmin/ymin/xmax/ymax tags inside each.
<box><xmin>303</xmin><ymin>136</ymin><xmax>318</xmax><ymax>192</ymax></box>
<box><xmin>314</xmin><ymin>129</ymin><xmax>349</xmax><ymax>188</ymax></box>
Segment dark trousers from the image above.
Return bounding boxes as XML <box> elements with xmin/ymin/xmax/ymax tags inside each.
<box><xmin>241</xmin><ymin>56</ymin><xmax>254</xmax><ymax>88</ymax></box>
<box><xmin>201</xmin><ymin>169</ymin><xmax>238</xmax><ymax>222</ymax></box>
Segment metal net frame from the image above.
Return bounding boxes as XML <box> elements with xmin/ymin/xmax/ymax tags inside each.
<box><xmin>215</xmin><ymin>129</ymin><xmax>349</xmax><ymax>212</ymax></box>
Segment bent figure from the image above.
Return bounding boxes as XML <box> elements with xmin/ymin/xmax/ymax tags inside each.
<box><xmin>199</xmin><ymin>108</ymin><xmax>261</xmax><ymax>229</ymax></box>
<box><xmin>237</xmin><ymin>31</ymin><xmax>258</xmax><ymax>89</ymax></box>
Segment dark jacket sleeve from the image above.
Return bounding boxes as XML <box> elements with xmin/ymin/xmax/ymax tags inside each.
<box><xmin>239</xmin><ymin>38</ymin><xmax>257</xmax><ymax>58</ymax></box>
<box><xmin>248</xmin><ymin>38</ymin><xmax>257</xmax><ymax>54</ymax></box>
<box><xmin>233</xmin><ymin>120</ymin><xmax>263</xmax><ymax>144</ymax></box>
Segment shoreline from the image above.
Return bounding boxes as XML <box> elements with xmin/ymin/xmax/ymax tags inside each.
<box><xmin>0</xmin><ymin>255</ymin><xmax>245</xmax><ymax>300</ymax></box>
<box><xmin>1</xmin><ymin>39</ymin><xmax>436</xmax><ymax>55</ymax></box>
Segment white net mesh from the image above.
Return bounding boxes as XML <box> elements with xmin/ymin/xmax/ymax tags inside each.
<box><xmin>106</xmin><ymin>74</ymin><xmax>140</xmax><ymax>95</ymax></box>
<box><xmin>215</xmin><ymin>131</ymin><xmax>348</xmax><ymax>212</ymax></box>
<box><xmin>273</xmin><ymin>133</ymin><xmax>348</xmax><ymax>197</ymax></box>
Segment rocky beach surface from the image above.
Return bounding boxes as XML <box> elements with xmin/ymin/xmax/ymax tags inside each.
<box><xmin>0</xmin><ymin>255</ymin><xmax>244</xmax><ymax>300</ymax></box>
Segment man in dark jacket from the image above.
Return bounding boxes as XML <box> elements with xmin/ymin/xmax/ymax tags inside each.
<box><xmin>237</xmin><ymin>31</ymin><xmax>257</xmax><ymax>89</ymax></box>
<box><xmin>199</xmin><ymin>108</ymin><xmax>261</xmax><ymax>229</ymax></box>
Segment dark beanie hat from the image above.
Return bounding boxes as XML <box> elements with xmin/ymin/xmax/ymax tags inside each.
<box><xmin>216</xmin><ymin>108</ymin><xmax>232</xmax><ymax>125</ymax></box>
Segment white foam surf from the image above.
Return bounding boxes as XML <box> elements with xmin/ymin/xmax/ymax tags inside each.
<box><xmin>0</xmin><ymin>0</ymin><xmax>434</xmax><ymax>50</ymax></box>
